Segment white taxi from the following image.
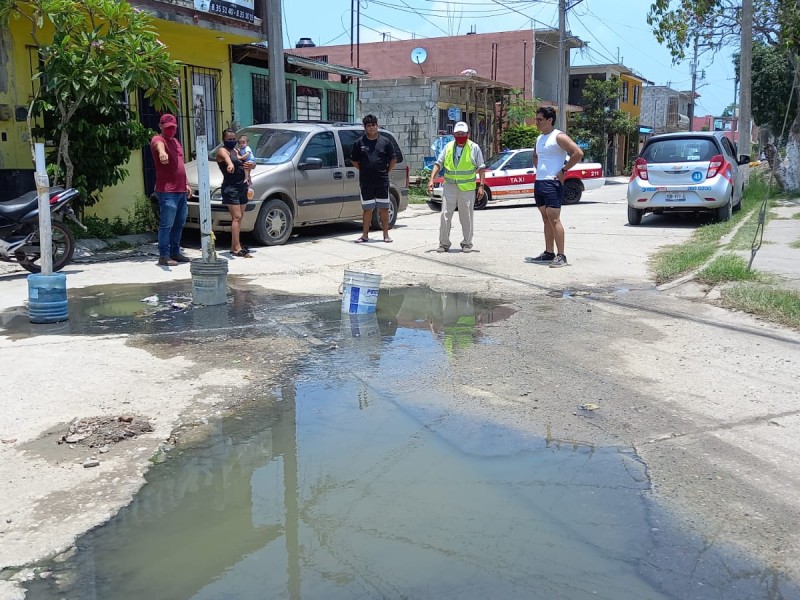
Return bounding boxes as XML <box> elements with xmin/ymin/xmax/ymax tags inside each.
<box><xmin>428</xmin><ymin>148</ymin><xmax>605</xmax><ymax>210</ymax></box>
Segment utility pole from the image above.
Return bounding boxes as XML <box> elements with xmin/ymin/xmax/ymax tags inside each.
<box><xmin>688</xmin><ymin>34</ymin><xmax>698</xmax><ymax>131</ymax></box>
<box><xmin>740</xmin><ymin>0</ymin><xmax>752</xmax><ymax>153</ymax></box>
<box><xmin>264</xmin><ymin>0</ymin><xmax>287</xmax><ymax>122</ymax></box>
<box><xmin>557</xmin><ymin>0</ymin><xmax>566</xmax><ymax>130</ymax></box>
<box><xmin>350</xmin><ymin>0</ymin><xmax>354</xmax><ymax>67</ymax></box>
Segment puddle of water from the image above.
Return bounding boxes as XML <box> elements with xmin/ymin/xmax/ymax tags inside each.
<box><xmin>24</xmin><ymin>378</ymin><xmax>666</xmax><ymax>600</ymax></box>
<box><xmin>0</xmin><ymin>282</ymin><xmax>514</xmax><ymax>346</ymax></box>
<box><xmin>11</xmin><ymin>284</ymin><xmax>798</xmax><ymax>599</ymax></box>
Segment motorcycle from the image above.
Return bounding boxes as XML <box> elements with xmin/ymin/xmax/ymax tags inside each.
<box><xmin>0</xmin><ymin>187</ymin><xmax>86</xmax><ymax>273</ymax></box>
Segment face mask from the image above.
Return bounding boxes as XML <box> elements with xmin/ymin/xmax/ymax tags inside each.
<box><xmin>454</xmin><ymin>134</ymin><xmax>468</xmax><ymax>145</ymax></box>
<box><xmin>223</xmin><ymin>140</ymin><xmax>237</xmax><ymax>150</ymax></box>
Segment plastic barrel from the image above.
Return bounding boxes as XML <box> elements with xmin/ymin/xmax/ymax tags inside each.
<box><xmin>341</xmin><ymin>269</ymin><xmax>381</xmax><ymax>314</ymax></box>
<box><xmin>28</xmin><ymin>273</ymin><xmax>68</xmax><ymax>323</ymax></box>
<box><xmin>190</xmin><ymin>259</ymin><xmax>229</xmax><ymax>306</ymax></box>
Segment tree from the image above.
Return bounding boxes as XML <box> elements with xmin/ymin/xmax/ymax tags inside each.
<box><xmin>721</xmin><ymin>103</ymin><xmax>736</xmax><ymax>118</ymax></box>
<box><xmin>569</xmin><ymin>77</ymin><xmax>638</xmax><ymax>173</ymax></box>
<box><xmin>504</xmin><ymin>89</ymin><xmax>539</xmax><ymax>126</ymax></box>
<box><xmin>735</xmin><ymin>44</ymin><xmax>797</xmax><ymax>143</ymax></box>
<box><xmin>0</xmin><ymin>0</ymin><xmax>180</xmax><ymax>207</ymax></box>
<box><xmin>649</xmin><ymin>0</ymin><xmax>800</xmax><ymax>191</ymax></box>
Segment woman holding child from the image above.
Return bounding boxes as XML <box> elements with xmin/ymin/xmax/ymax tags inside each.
<box><xmin>216</xmin><ymin>128</ymin><xmax>254</xmax><ymax>257</ymax></box>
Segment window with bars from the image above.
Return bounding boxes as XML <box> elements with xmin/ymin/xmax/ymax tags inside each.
<box><xmin>667</xmin><ymin>97</ymin><xmax>679</xmax><ymax>127</ymax></box>
<box><xmin>621</xmin><ymin>81</ymin><xmax>629</xmax><ymax>103</ymax></box>
<box><xmin>307</xmin><ymin>55</ymin><xmax>329</xmax><ymax>81</ymax></box>
<box><xmin>188</xmin><ymin>67</ymin><xmax>222</xmax><ymax>152</ymax></box>
<box><xmin>633</xmin><ymin>85</ymin><xmax>640</xmax><ymax>106</ymax></box>
<box><xmin>327</xmin><ymin>90</ymin><xmax>352</xmax><ymax>122</ymax></box>
<box><xmin>252</xmin><ymin>74</ymin><xmax>294</xmax><ymax>122</ymax></box>
<box><xmin>252</xmin><ymin>73</ymin><xmax>270</xmax><ymax>124</ymax></box>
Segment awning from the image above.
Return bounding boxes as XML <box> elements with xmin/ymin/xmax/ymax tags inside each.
<box><xmin>284</xmin><ymin>53</ymin><xmax>368</xmax><ymax>78</ymax></box>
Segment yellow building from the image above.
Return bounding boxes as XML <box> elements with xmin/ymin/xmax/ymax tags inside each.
<box><xmin>568</xmin><ymin>64</ymin><xmax>650</xmax><ymax>175</ymax></box>
<box><xmin>0</xmin><ymin>0</ymin><xmax>261</xmax><ymax>218</ymax></box>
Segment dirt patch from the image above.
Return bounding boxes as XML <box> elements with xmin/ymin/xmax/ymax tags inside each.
<box><xmin>56</xmin><ymin>415</ymin><xmax>153</xmax><ymax>449</ymax></box>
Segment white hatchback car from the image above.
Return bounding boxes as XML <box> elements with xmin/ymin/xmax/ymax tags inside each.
<box><xmin>627</xmin><ymin>132</ymin><xmax>750</xmax><ymax>225</ymax></box>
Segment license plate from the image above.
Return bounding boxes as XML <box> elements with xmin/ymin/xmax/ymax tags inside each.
<box><xmin>665</xmin><ymin>192</ymin><xmax>686</xmax><ymax>201</ymax></box>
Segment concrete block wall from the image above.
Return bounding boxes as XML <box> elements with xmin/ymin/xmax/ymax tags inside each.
<box><xmin>360</xmin><ymin>79</ymin><xmax>437</xmax><ymax>172</ymax></box>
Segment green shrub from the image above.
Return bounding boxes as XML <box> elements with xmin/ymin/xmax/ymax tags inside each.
<box><xmin>68</xmin><ymin>195</ymin><xmax>158</xmax><ymax>239</ymax></box>
<box><xmin>124</xmin><ymin>195</ymin><xmax>159</xmax><ymax>234</ymax></box>
<box><xmin>500</xmin><ymin>125</ymin><xmax>540</xmax><ymax>150</ymax></box>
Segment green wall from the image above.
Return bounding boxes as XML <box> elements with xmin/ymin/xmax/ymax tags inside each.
<box><xmin>232</xmin><ymin>64</ymin><xmax>357</xmax><ymax>125</ymax></box>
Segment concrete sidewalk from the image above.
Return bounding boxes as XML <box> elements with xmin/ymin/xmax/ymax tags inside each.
<box><xmin>740</xmin><ymin>199</ymin><xmax>800</xmax><ymax>291</ymax></box>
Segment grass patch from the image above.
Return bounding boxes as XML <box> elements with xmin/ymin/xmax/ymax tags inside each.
<box><xmin>408</xmin><ymin>185</ymin><xmax>430</xmax><ymax>204</ymax></box>
<box><xmin>651</xmin><ymin>172</ymin><xmax>783</xmax><ymax>283</ymax></box>
<box><xmin>790</xmin><ymin>238</ymin><xmax>800</xmax><ymax>249</ymax></box>
<box><xmin>793</xmin><ymin>212</ymin><xmax>800</xmax><ymax>219</ymax></box>
<box><xmin>652</xmin><ymin>242</ymin><xmax>717</xmax><ymax>284</ymax></box>
<box><xmin>729</xmin><ymin>207</ymin><xmax>769</xmax><ymax>250</ymax></box>
<box><xmin>721</xmin><ymin>283</ymin><xmax>800</xmax><ymax>329</ymax></box>
<box><xmin>697</xmin><ymin>254</ymin><xmax>763</xmax><ymax>285</ymax></box>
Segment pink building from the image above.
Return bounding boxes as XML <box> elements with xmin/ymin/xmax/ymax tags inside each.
<box><xmin>693</xmin><ymin>115</ymin><xmax>739</xmax><ymax>144</ymax></box>
<box><xmin>289</xmin><ymin>29</ymin><xmax>582</xmax><ymax>104</ymax></box>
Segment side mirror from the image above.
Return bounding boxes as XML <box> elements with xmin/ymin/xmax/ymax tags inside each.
<box><xmin>738</xmin><ymin>155</ymin><xmax>751</xmax><ymax>165</ymax></box>
<box><xmin>298</xmin><ymin>157</ymin><xmax>323</xmax><ymax>171</ymax></box>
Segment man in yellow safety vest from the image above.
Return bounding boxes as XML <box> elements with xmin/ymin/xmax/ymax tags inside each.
<box><xmin>426</xmin><ymin>121</ymin><xmax>485</xmax><ymax>253</ymax></box>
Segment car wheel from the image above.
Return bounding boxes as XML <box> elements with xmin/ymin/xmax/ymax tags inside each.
<box><xmin>253</xmin><ymin>198</ymin><xmax>293</xmax><ymax>246</ymax></box>
<box><xmin>426</xmin><ymin>200</ymin><xmax>442</xmax><ymax>212</ymax></box>
<box><xmin>371</xmin><ymin>194</ymin><xmax>398</xmax><ymax>230</ymax></box>
<box><xmin>732</xmin><ymin>187</ymin><xmax>743</xmax><ymax>212</ymax></box>
<box><xmin>627</xmin><ymin>205</ymin><xmax>643</xmax><ymax>225</ymax></box>
<box><xmin>563</xmin><ymin>179</ymin><xmax>583</xmax><ymax>205</ymax></box>
<box><xmin>474</xmin><ymin>186</ymin><xmax>491</xmax><ymax>210</ymax></box>
<box><xmin>715</xmin><ymin>195</ymin><xmax>732</xmax><ymax>222</ymax></box>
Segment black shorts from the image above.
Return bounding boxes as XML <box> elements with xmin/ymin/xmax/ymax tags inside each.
<box><xmin>221</xmin><ymin>183</ymin><xmax>249</xmax><ymax>206</ymax></box>
<box><xmin>360</xmin><ymin>184</ymin><xmax>390</xmax><ymax>210</ymax></box>
<box><xmin>534</xmin><ymin>180</ymin><xmax>563</xmax><ymax>209</ymax></box>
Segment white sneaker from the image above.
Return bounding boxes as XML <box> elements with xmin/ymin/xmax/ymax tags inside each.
<box><xmin>461</xmin><ymin>246</ymin><xmax>473</xmax><ymax>253</ymax></box>
<box><xmin>437</xmin><ymin>245</ymin><xmax>449</xmax><ymax>253</ymax></box>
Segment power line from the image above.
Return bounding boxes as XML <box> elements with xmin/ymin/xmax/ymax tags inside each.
<box><xmin>368</xmin><ymin>0</ymin><xmax>514</xmax><ymax>18</ymax></box>
<box><xmin>393</xmin><ymin>0</ymin><xmax>450</xmax><ymax>35</ymax></box>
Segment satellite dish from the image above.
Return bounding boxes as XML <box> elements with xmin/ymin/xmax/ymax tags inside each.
<box><xmin>411</xmin><ymin>47</ymin><xmax>428</xmax><ymax>64</ymax></box>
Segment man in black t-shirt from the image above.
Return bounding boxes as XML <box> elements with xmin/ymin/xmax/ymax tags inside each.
<box><xmin>351</xmin><ymin>114</ymin><xmax>397</xmax><ymax>243</ymax></box>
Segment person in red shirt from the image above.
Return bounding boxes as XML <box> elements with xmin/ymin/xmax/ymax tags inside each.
<box><xmin>150</xmin><ymin>114</ymin><xmax>191</xmax><ymax>267</ymax></box>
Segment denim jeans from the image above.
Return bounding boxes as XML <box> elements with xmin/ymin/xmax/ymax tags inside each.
<box><xmin>156</xmin><ymin>192</ymin><xmax>188</xmax><ymax>257</ymax></box>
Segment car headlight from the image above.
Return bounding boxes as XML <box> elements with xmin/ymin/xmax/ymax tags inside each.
<box><xmin>211</xmin><ymin>188</ymin><xmax>222</xmax><ymax>202</ymax></box>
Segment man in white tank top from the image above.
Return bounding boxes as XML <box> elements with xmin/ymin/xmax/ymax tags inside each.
<box><xmin>530</xmin><ymin>106</ymin><xmax>583</xmax><ymax>268</ymax></box>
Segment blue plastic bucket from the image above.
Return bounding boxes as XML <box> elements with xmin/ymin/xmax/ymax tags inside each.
<box><xmin>28</xmin><ymin>273</ymin><xmax>68</xmax><ymax>323</ymax></box>
<box><xmin>341</xmin><ymin>269</ymin><xmax>381</xmax><ymax>314</ymax></box>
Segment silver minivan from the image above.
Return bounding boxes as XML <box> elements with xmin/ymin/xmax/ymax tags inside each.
<box><xmin>182</xmin><ymin>122</ymin><xmax>409</xmax><ymax>245</ymax></box>
<box><xmin>627</xmin><ymin>131</ymin><xmax>750</xmax><ymax>225</ymax></box>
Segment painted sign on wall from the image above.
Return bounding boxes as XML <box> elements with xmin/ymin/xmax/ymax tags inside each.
<box><xmin>194</xmin><ymin>0</ymin><xmax>254</xmax><ymax>23</ymax></box>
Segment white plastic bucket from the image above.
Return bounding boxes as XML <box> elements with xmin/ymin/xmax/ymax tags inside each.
<box><xmin>341</xmin><ymin>269</ymin><xmax>381</xmax><ymax>314</ymax></box>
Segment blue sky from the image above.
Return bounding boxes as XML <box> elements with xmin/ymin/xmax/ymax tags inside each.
<box><xmin>281</xmin><ymin>0</ymin><xmax>738</xmax><ymax>117</ymax></box>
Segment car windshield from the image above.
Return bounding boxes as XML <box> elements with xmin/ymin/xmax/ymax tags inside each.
<box><xmin>642</xmin><ymin>138</ymin><xmax>718</xmax><ymax>163</ymax></box>
<box><xmin>207</xmin><ymin>128</ymin><xmax>308</xmax><ymax>165</ymax></box>
<box><xmin>484</xmin><ymin>152</ymin><xmax>512</xmax><ymax>170</ymax></box>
